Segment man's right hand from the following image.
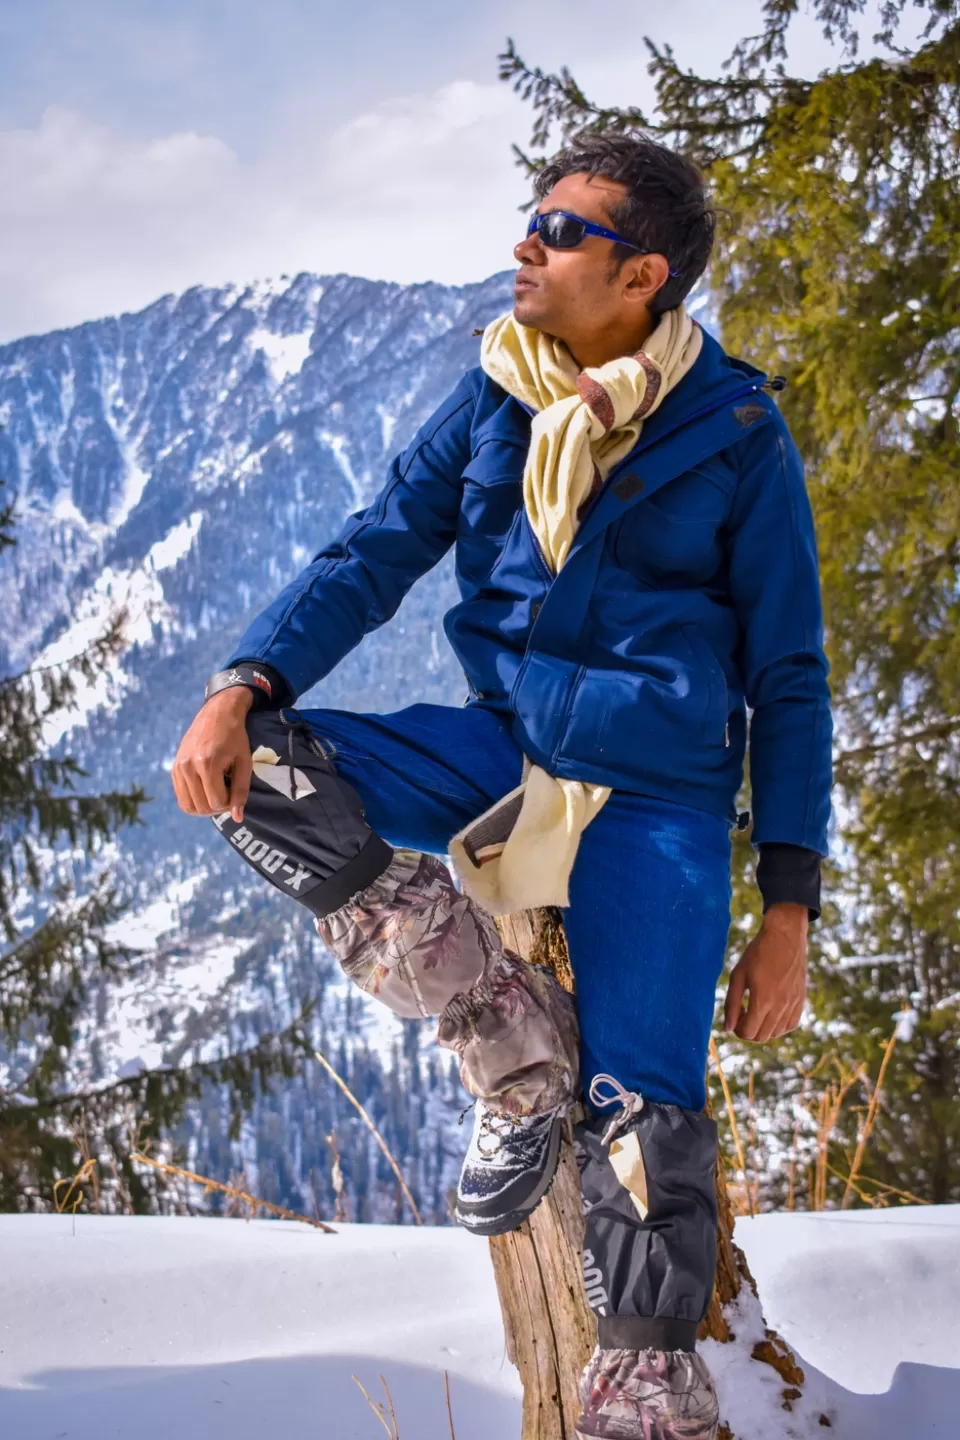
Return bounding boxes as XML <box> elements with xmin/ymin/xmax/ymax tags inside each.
<box><xmin>172</xmin><ymin>688</ymin><xmax>255</xmax><ymax>823</ymax></box>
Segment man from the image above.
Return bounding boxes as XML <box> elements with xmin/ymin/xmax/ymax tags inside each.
<box><xmin>173</xmin><ymin>133</ymin><xmax>831</xmax><ymax>1439</ymax></box>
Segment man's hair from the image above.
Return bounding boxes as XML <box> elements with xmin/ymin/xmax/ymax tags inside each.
<box><xmin>534</xmin><ymin>133</ymin><xmax>716</xmax><ymax>317</ymax></box>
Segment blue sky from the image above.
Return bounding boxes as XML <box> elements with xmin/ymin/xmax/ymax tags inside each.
<box><xmin>0</xmin><ymin>1</ymin><xmax>892</xmax><ymax>340</ymax></box>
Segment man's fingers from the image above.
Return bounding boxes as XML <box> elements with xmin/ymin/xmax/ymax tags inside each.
<box><xmin>753</xmin><ymin>1010</ymin><xmax>784</xmax><ymax>1044</ymax></box>
<box><xmin>765</xmin><ymin>982</ymin><xmax>806</xmax><ymax>1040</ymax></box>
<box><xmin>196</xmin><ymin>755</ymin><xmax>233</xmax><ymax>815</ymax></box>
<box><xmin>174</xmin><ymin>760</ymin><xmax>210</xmax><ymax>817</ymax></box>
<box><xmin>171</xmin><ymin>764</ymin><xmax>196</xmax><ymax>816</ymax></box>
<box><xmin>754</xmin><ymin>995</ymin><xmax>791</xmax><ymax>1043</ymax></box>
<box><xmin>229</xmin><ymin>748</ymin><xmax>253</xmax><ymax>823</ymax></box>
<box><xmin>723</xmin><ymin>962</ymin><xmax>748</xmax><ymax>1033</ymax></box>
<box><xmin>735</xmin><ymin>995</ymin><xmax>773</xmax><ymax>1043</ymax></box>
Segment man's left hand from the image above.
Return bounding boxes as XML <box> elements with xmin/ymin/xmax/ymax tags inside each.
<box><xmin>723</xmin><ymin>903</ymin><xmax>808</xmax><ymax>1043</ymax></box>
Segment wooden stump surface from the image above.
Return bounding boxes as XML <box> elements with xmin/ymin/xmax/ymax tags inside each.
<box><xmin>492</xmin><ymin>908</ymin><xmax>596</xmax><ymax>1440</ymax></box>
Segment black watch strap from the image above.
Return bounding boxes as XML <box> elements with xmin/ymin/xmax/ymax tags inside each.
<box><xmin>204</xmin><ymin>663</ymin><xmax>282</xmax><ymax>710</ymax></box>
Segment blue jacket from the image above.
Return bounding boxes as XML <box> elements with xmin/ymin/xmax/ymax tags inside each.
<box><xmin>228</xmin><ymin>329</ymin><xmax>832</xmax><ymax>854</ymax></box>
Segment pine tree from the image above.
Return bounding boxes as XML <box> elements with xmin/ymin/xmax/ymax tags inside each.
<box><xmin>501</xmin><ymin>1</ymin><xmax>960</xmax><ymax>1205</ymax></box>
<box><xmin>0</xmin><ymin>481</ymin><xmax>310</xmax><ymax>1212</ymax></box>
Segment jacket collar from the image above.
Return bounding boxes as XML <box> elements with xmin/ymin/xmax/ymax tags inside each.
<box><xmin>618</xmin><ymin>326</ymin><xmax>766</xmax><ymax>460</ymax></box>
<box><xmin>508</xmin><ymin>325</ymin><xmax>766</xmax><ymax>462</ymax></box>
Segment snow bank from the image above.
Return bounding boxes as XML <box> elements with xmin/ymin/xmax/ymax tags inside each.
<box><xmin>0</xmin><ymin>1207</ymin><xmax>957</xmax><ymax>1439</ymax></box>
<box><xmin>708</xmin><ymin>1206</ymin><xmax>960</xmax><ymax>1439</ymax></box>
<box><xmin>0</xmin><ymin>1217</ymin><xmax>519</xmax><ymax>1440</ymax></box>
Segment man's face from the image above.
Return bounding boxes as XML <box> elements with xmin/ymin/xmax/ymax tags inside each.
<box><xmin>512</xmin><ymin>171</ymin><xmax>640</xmax><ymax>343</ymax></box>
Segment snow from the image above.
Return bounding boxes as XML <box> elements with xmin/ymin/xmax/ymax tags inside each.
<box><xmin>319</xmin><ymin>428</ymin><xmax>366</xmax><ymax>508</ymax></box>
<box><xmin>33</xmin><ymin>513</ymin><xmax>203</xmax><ymax>744</ymax></box>
<box><xmin>104</xmin><ymin>874</ymin><xmax>206</xmax><ymax>952</ymax></box>
<box><xmin>34</xmin><ymin>563</ymin><xmax>167</xmax><ymax>745</ymax></box>
<box><xmin>249</xmin><ymin>327</ymin><xmax>313</xmax><ymax>385</ymax></box>
<box><xmin>705</xmin><ymin>1207</ymin><xmax>960</xmax><ymax>1439</ymax></box>
<box><xmin>93</xmin><ymin>932</ymin><xmax>254</xmax><ymax>1077</ymax></box>
<box><xmin>376</xmin><ymin>402</ymin><xmax>398</xmax><ymax>452</ymax></box>
<box><xmin>112</xmin><ymin>457</ymin><xmax>150</xmax><ymax>530</ymax></box>
<box><xmin>0</xmin><ymin>1206</ymin><xmax>957</xmax><ymax>1439</ymax></box>
<box><xmin>0</xmin><ymin>1217</ymin><xmax>519</xmax><ymax>1440</ymax></box>
<box><xmin>147</xmin><ymin>511</ymin><xmax>203</xmax><ymax>572</ymax></box>
<box><xmin>894</xmin><ymin>1005</ymin><xmax>919</xmax><ymax>1041</ymax></box>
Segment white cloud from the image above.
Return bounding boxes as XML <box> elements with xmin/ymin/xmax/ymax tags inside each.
<box><xmin>0</xmin><ymin>82</ymin><xmax>530</xmax><ymax>342</ymax></box>
<box><xmin>0</xmin><ymin>0</ymin><xmax>922</xmax><ymax>343</ymax></box>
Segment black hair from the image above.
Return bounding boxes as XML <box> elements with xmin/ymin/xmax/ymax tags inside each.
<box><xmin>534</xmin><ymin>132</ymin><xmax>716</xmax><ymax>316</ymax></box>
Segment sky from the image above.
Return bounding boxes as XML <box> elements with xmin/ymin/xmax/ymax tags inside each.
<box><xmin>0</xmin><ymin>0</ymin><xmax>907</xmax><ymax>341</ymax></box>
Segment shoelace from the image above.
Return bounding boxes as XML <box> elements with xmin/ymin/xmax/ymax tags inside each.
<box><xmin>588</xmin><ymin>1073</ymin><xmax>645</xmax><ymax>1147</ymax></box>
<box><xmin>476</xmin><ymin>1106</ymin><xmax>526</xmax><ymax>1157</ymax></box>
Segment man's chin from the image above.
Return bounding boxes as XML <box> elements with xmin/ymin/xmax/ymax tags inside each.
<box><xmin>512</xmin><ymin>296</ymin><xmax>550</xmax><ymax>330</ymax></box>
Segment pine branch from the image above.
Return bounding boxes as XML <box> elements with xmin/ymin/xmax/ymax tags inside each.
<box><xmin>834</xmin><ymin>718</ymin><xmax>960</xmax><ymax>765</ymax></box>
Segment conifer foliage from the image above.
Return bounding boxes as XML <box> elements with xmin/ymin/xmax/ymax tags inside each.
<box><xmin>502</xmin><ymin>1</ymin><xmax>960</xmax><ymax>1205</ymax></box>
<box><xmin>0</xmin><ymin>485</ymin><xmax>309</xmax><ymax>1212</ymax></box>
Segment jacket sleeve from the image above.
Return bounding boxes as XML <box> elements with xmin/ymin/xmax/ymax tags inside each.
<box><xmin>225</xmin><ymin>373</ymin><xmax>477</xmax><ymax>700</ymax></box>
<box><xmin>726</xmin><ymin>411</ymin><xmax>833</xmax><ymax>856</ymax></box>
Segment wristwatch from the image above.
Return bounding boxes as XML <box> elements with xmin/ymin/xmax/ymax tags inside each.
<box><xmin>204</xmin><ymin>663</ymin><xmax>280</xmax><ymax>709</ymax></box>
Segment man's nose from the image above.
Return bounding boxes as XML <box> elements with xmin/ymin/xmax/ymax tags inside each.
<box><xmin>514</xmin><ymin>230</ymin><xmax>546</xmax><ymax>265</ymax></box>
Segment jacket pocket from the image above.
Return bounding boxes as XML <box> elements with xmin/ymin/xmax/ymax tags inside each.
<box><xmin>681</xmin><ymin>625</ymin><xmax>729</xmax><ymax>746</ymax></box>
<box><xmin>456</xmin><ymin>454</ymin><xmax>522</xmax><ymax>585</ymax></box>
<box><xmin>513</xmin><ymin>629</ymin><xmax>730</xmax><ymax>784</ymax></box>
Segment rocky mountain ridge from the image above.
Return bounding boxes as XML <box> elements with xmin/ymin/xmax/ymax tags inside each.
<box><xmin>1</xmin><ymin>268</ymin><xmax>517</xmax><ymax>1219</ymax></box>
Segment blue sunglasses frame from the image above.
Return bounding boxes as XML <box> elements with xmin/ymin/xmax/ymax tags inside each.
<box><xmin>526</xmin><ymin>210</ymin><xmax>681</xmax><ymax>278</ymax></box>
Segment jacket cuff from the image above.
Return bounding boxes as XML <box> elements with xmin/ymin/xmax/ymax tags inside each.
<box><xmin>226</xmin><ymin>659</ymin><xmax>295</xmax><ymax>709</ymax></box>
<box><xmin>757</xmin><ymin>844</ymin><xmax>822</xmax><ymax>921</ymax></box>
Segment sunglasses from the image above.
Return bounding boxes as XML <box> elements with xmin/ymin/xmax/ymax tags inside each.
<box><xmin>526</xmin><ymin>210</ymin><xmax>681</xmax><ymax>278</ymax></box>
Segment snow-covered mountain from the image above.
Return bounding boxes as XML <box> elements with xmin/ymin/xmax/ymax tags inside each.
<box><xmin>0</xmin><ymin>269</ymin><xmax>516</xmax><ymax>1220</ymax></box>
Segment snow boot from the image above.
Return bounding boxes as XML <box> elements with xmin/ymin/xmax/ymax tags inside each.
<box><xmin>454</xmin><ymin>1100</ymin><xmax>565</xmax><ymax>1235</ymax></box>
<box><xmin>575</xmin><ymin>1345</ymin><xmax>719</xmax><ymax>1438</ymax></box>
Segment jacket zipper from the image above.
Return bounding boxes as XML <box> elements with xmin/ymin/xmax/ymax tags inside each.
<box><xmin>522</xmin><ymin>507</ymin><xmax>556</xmax><ymax>586</ymax></box>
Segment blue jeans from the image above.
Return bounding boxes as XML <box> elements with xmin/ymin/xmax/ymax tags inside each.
<box><xmin>300</xmin><ymin>702</ymin><xmax>731</xmax><ymax>1112</ymax></box>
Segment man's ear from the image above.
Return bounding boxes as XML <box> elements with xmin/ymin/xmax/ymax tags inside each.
<box><xmin>621</xmin><ymin>253</ymin><xmax>671</xmax><ymax>308</ymax></box>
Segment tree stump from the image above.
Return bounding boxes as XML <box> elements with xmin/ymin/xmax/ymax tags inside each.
<box><xmin>491</xmin><ymin>907</ymin><xmax>807</xmax><ymax>1440</ymax></box>
<box><xmin>490</xmin><ymin>908</ymin><xmax>595</xmax><ymax>1440</ymax></box>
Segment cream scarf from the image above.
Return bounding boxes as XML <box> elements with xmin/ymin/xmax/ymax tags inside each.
<box><xmin>449</xmin><ymin>306</ymin><xmax>703</xmax><ymax>915</ymax></box>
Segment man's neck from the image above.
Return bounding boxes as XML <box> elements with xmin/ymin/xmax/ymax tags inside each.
<box><xmin>566</xmin><ymin>312</ymin><xmax>658</xmax><ymax>370</ymax></box>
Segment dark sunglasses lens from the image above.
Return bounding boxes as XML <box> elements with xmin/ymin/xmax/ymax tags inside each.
<box><xmin>533</xmin><ymin>214</ymin><xmax>587</xmax><ymax>249</ymax></box>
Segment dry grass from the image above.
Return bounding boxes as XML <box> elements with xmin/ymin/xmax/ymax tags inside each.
<box><xmin>807</xmin><ymin>1059</ymin><xmax>865</xmax><ymax>1211</ymax></box>
<box><xmin>313</xmin><ymin>1048</ymin><xmax>423</xmax><ymax>1225</ymax></box>
<box><xmin>353</xmin><ymin>1375</ymin><xmax>399</xmax><ymax>1439</ymax></box>
<box><xmin>129</xmin><ymin>1151</ymin><xmax>336</xmax><ymax>1232</ymax></box>
<box><xmin>714</xmin><ymin>1023</ymin><xmax>926</xmax><ymax>1213</ymax></box>
<box><xmin>841</xmin><ymin>1025</ymin><xmax>898</xmax><ymax>1209</ymax></box>
<box><xmin>53</xmin><ymin>1121</ymin><xmax>101</xmax><ymax>1215</ymax></box>
<box><xmin>53</xmin><ymin>1155</ymin><xmax>98</xmax><ymax>1215</ymax></box>
<box><xmin>444</xmin><ymin>1371</ymin><xmax>457</xmax><ymax>1439</ymax></box>
<box><xmin>352</xmin><ymin>1372</ymin><xmax>457</xmax><ymax>1439</ymax></box>
<box><xmin>326</xmin><ymin>1125</ymin><xmax>350</xmax><ymax>1222</ymax></box>
<box><xmin>709</xmin><ymin>1036</ymin><xmax>756</xmax><ymax>1217</ymax></box>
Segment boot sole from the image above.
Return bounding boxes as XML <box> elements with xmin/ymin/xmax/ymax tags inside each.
<box><xmin>454</xmin><ymin>1112</ymin><xmax>564</xmax><ymax>1237</ymax></box>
